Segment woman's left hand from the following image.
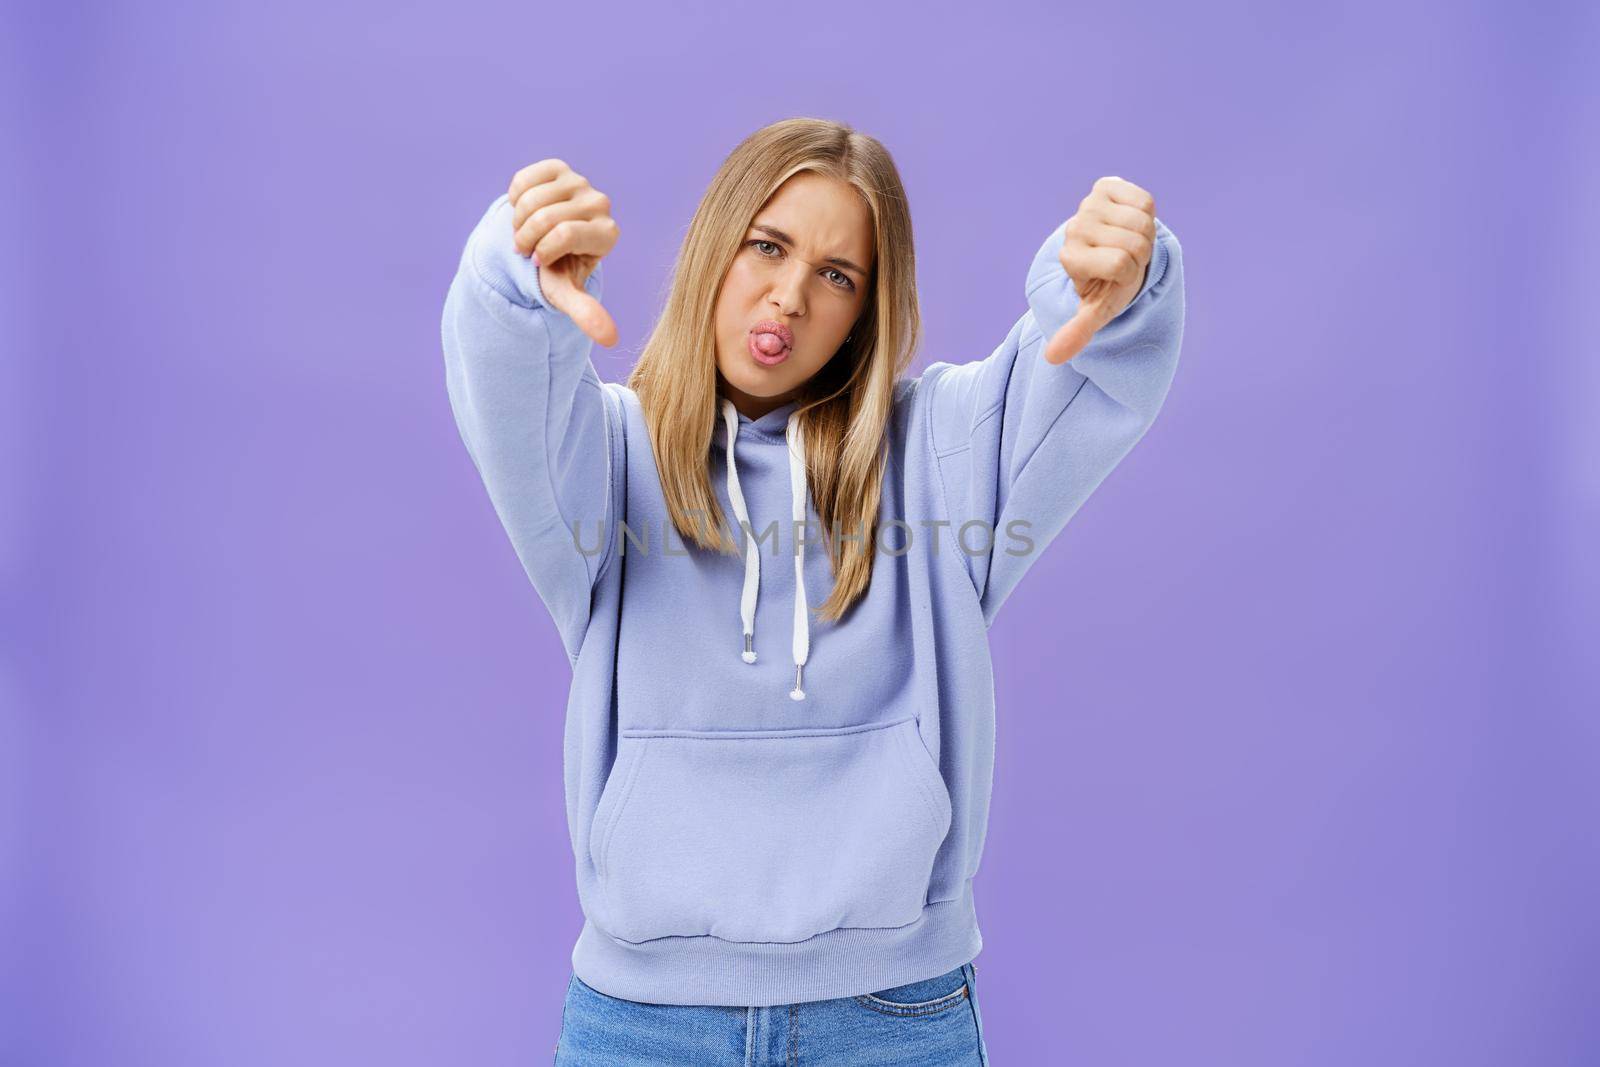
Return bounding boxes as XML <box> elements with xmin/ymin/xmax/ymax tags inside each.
<box><xmin>1043</xmin><ymin>176</ymin><xmax>1159</xmax><ymax>364</ymax></box>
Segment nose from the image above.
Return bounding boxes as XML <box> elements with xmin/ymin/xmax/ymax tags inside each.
<box><xmin>767</xmin><ymin>261</ymin><xmax>807</xmax><ymax>317</ymax></box>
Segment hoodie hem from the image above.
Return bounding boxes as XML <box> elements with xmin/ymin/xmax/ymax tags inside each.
<box><xmin>570</xmin><ymin>877</ymin><xmax>982</xmax><ymax>1007</ymax></box>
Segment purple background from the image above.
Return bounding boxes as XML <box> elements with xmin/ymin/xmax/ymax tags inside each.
<box><xmin>7</xmin><ymin>0</ymin><xmax>1597</xmax><ymax>1063</ymax></box>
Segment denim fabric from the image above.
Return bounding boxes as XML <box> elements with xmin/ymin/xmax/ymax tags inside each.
<box><xmin>554</xmin><ymin>960</ymin><xmax>989</xmax><ymax>1066</ymax></box>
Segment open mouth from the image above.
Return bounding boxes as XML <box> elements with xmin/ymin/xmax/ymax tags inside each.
<box><xmin>749</xmin><ymin>321</ymin><xmax>794</xmax><ymax>366</ymax></box>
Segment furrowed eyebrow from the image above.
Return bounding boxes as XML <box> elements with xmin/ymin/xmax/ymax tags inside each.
<box><xmin>749</xmin><ymin>224</ymin><xmax>869</xmax><ymax>277</ymax></box>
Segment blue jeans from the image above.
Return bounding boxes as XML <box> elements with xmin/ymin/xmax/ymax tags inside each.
<box><xmin>554</xmin><ymin>960</ymin><xmax>989</xmax><ymax>1065</ymax></box>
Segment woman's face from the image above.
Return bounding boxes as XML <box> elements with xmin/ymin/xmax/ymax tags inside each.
<box><xmin>713</xmin><ymin>171</ymin><xmax>874</xmax><ymax>418</ymax></box>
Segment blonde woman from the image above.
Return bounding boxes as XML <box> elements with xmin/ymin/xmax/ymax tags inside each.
<box><xmin>441</xmin><ymin>117</ymin><xmax>1185</xmax><ymax>1064</ymax></box>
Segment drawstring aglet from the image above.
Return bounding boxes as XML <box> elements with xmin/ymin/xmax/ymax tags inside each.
<box><xmin>789</xmin><ymin>664</ymin><xmax>806</xmax><ymax>701</ymax></box>
<box><xmin>742</xmin><ymin>634</ymin><xmax>757</xmax><ymax>664</ymax></box>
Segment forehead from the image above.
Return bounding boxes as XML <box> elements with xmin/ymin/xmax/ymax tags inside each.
<box><xmin>751</xmin><ymin>172</ymin><xmax>875</xmax><ymax>268</ymax></box>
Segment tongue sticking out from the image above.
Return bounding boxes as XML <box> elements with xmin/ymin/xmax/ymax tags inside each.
<box><xmin>754</xmin><ymin>332</ymin><xmax>788</xmax><ymax>356</ymax></box>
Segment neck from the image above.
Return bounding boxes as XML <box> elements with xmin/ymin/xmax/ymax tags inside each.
<box><xmin>719</xmin><ymin>380</ymin><xmax>796</xmax><ymax>422</ymax></box>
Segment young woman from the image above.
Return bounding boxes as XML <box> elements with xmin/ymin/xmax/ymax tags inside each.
<box><xmin>441</xmin><ymin>117</ymin><xmax>1185</xmax><ymax>1064</ymax></box>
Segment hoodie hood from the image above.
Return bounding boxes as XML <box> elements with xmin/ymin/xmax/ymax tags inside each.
<box><xmin>719</xmin><ymin>396</ymin><xmax>812</xmax><ymax>700</ymax></box>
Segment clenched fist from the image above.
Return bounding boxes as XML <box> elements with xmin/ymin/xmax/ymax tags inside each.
<box><xmin>507</xmin><ymin>159</ymin><xmax>620</xmax><ymax>348</ymax></box>
<box><xmin>1043</xmin><ymin>176</ymin><xmax>1159</xmax><ymax>365</ymax></box>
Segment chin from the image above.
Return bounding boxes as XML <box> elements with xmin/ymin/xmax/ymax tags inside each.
<box><xmin>718</xmin><ymin>357</ymin><xmax>791</xmax><ymax>401</ymax></box>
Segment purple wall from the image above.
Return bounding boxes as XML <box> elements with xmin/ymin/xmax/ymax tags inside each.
<box><xmin>7</xmin><ymin>0</ymin><xmax>1596</xmax><ymax>1063</ymax></box>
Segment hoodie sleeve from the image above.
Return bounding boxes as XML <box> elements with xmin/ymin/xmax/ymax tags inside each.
<box><xmin>440</xmin><ymin>192</ymin><xmax>618</xmax><ymax>662</ymax></box>
<box><xmin>923</xmin><ymin>216</ymin><xmax>1185</xmax><ymax>627</ymax></box>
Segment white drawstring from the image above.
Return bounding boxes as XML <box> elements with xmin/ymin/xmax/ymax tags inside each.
<box><xmin>720</xmin><ymin>399</ymin><xmax>761</xmax><ymax>664</ymax></box>
<box><xmin>785</xmin><ymin>412</ymin><xmax>809</xmax><ymax>701</ymax></box>
<box><xmin>719</xmin><ymin>397</ymin><xmax>811</xmax><ymax>701</ymax></box>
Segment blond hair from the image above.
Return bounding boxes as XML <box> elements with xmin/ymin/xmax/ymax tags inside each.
<box><xmin>626</xmin><ymin>117</ymin><xmax>920</xmax><ymax>623</ymax></box>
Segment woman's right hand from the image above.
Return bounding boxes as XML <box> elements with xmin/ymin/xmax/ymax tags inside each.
<box><xmin>507</xmin><ymin>158</ymin><xmax>620</xmax><ymax>348</ymax></box>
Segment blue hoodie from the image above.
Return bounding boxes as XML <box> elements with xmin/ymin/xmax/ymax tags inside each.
<box><xmin>441</xmin><ymin>192</ymin><xmax>1185</xmax><ymax>1006</ymax></box>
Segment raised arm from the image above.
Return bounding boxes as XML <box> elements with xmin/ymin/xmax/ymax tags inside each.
<box><xmin>440</xmin><ymin>179</ymin><xmax>620</xmax><ymax>662</ymax></box>
<box><xmin>923</xmin><ymin>177</ymin><xmax>1186</xmax><ymax>627</ymax></box>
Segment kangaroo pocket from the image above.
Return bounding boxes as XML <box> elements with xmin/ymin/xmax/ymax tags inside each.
<box><xmin>588</xmin><ymin>715</ymin><xmax>954</xmax><ymax>945</ymax></box>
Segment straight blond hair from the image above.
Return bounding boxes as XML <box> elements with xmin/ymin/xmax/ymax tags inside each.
<box><xmin>626</xmin><ymin>117</ymin><xmax>920</xmax><ymax>623</ymax></box>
